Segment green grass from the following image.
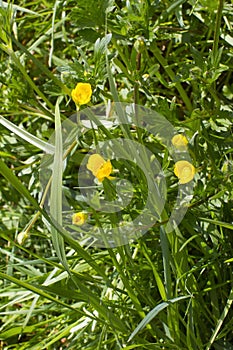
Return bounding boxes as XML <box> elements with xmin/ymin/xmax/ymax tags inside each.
<box><xmin>0</xmin><ymin>0</ymin><xmax>233</xmax><ymax>349</ymax></box>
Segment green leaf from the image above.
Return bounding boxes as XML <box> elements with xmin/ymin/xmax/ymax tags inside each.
<box><xmin>94</xmin><ymin>33</ymin><xmax>112</xmax><ymax>57</ymax></box>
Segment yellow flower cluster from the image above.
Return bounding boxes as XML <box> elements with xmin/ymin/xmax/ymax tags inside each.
<box><xmin>174</xmin><ymin>160</ymin><xmax>195</xmax><ymax>184</ymax></box>
<box><xmin>87</xmin><ymin>154</ymin><xmax>113</xmax><ymax>182</ymax></box>
<box><xmin>71</xmin><ymin>82</ymin><xmax>92</xmax><ymax>106</ymax></box>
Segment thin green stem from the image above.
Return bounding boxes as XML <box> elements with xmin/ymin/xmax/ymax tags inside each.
<box><xmin>151</xmin><ymin>43</ymin><xmax>193</xmax><ymax>113</ymax></box>
<box><xmin>213</xmin><ymin>0</ymin><xmax>224</xmax><ymax>68</ymax></box>
<box><xmin>107</xmin><ymin>248</ymin><xmax>146</xmax><ymax>319</ymax></box>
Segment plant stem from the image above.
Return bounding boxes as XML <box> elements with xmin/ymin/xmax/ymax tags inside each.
<box><xmin>213</xmin><ymin>0</ymin><xmax>224</xmax><ymax>68</ymax></box>
<box><xmin>151</xmin><ymin>43</ymin><xmax>193</xmax><ymax>113</ymax></box>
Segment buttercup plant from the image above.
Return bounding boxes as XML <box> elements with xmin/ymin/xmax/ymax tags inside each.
<box><xmin>1</xmin><ymin>1</ymin><xmax>232</xmax><ymax>348</ymax></box>
<box><xmin>39</xmin><ymin>102</ymin><xmax>195</xmax><ymax>248</ymax></box>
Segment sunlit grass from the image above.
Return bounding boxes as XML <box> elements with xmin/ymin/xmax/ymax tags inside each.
<box><xmin>0</xmin><ymin>0</ymin><xmax>233</xmax><ymax>349</ymax></box>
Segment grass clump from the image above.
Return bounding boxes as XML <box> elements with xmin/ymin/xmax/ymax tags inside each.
<box><xmin>0</xmin><ymin>0</ymin><xmax>233</xmax><ymax>349</ymax></box>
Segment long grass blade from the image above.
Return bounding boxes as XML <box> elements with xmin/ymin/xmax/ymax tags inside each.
<box><xmin>128</xmin><ymin>295</ymin><xmax>190</xmax><ymax>342</ymax></box>
<box><xmin>49</xmin><ymin>97</ymin><xmax>69</xmax><ymax>271</ymax></box>
<box><xmin>0</xmin><ymin>115</ymin><xmax>55</xmax><ymax>154</ymax></box>
<box><xmin>200</xmin><ymin>217</ymin><xmax>233</xmax><ymax>230</ymax></box>
<box><xmin>0</xmin><ymin>1</ymin><xmax>40</xmax><ymax>15</ymax></box>
<box><xmin>0</xmin><ymin>272</ymin><xmax>81</xmax><ymax>313</ymax></box>
<box><xmin>205</xmin><ymin>288</ymin><xmax>233</xmax><ymax>350</ymax></box>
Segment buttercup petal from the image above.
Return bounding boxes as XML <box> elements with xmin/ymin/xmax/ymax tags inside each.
<box><xmin>96</xmin><ymin>160</ymin><xmax>113</xmax><ymax>182</ymax></box>
<box><xmin>87</xmin><ymin>154</ymin><xmax>106</xmax><ymax>176</ymax></box>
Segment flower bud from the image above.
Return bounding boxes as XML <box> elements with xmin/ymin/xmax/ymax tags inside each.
<box><xmin>172</xmin><ymin>134</ymin><xmax>188</xmax><ymax>149</ymax></box>
<box><xmin>72</xmin><ymin>212</ymin><xmax>88</xmax><ymax>226</ymax></box>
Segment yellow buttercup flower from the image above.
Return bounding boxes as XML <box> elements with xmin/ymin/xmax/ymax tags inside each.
<box><xmin>87</xmin><ymin>154</ymin><xmax>113</xmax><ymax>182</ymax></box>
<box><xmin>71</xmin><ymin>82</ymin><xmax>92</xmax><ymax>106</ymax></box>
<box><xmin>172</xmin><ymin>134</ymin><xmax>188</xmax><ymax>149</ymax></box>
<box><xmin>174</xmin><ymin>160</ymin><xmax>195</xmax><ymax>184</ymax></box>
<box><xmin>72</xmin><ymin>212</ymin><xmax>88</xmax><ymax>226</ymax></box>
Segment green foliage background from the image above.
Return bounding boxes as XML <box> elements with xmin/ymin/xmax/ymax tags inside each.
<box><xmin>0</xmin><ymin>0</ymin><xmax>233</xmax><ymax>349</ymax></box>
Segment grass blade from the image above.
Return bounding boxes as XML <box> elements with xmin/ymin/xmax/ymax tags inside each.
<box><xmin>0</xmin><ymin>1</ymin><xmax>40</xmax><ymax>15</ymax></box>
<box><xmin>200</xmin><ymin>217</ymin><xmax>233</xmax><ymax>230</ymax></box>
<box><xmin>49</xmin><ymin>97</ymin><xmax>69</xmax><ymax>271</ymax></box>
<box><xmin>128</xmin><ymin>295</ymin><xmax>190</xmax><ymax>342</ymax></box>
<box><xmin>0</xmin><ymin>272</ymin><xmax>81</xmax><ymax>313</ymax></box>
<box><xmin>205</xmin><ymin>288</ymin><xmax>233</xmax><ymax>350</ymax></box>
<box><xmin>0</xmin><ymin>115</ymin><xmax>55</xmax><ymax>154</ymax></box>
